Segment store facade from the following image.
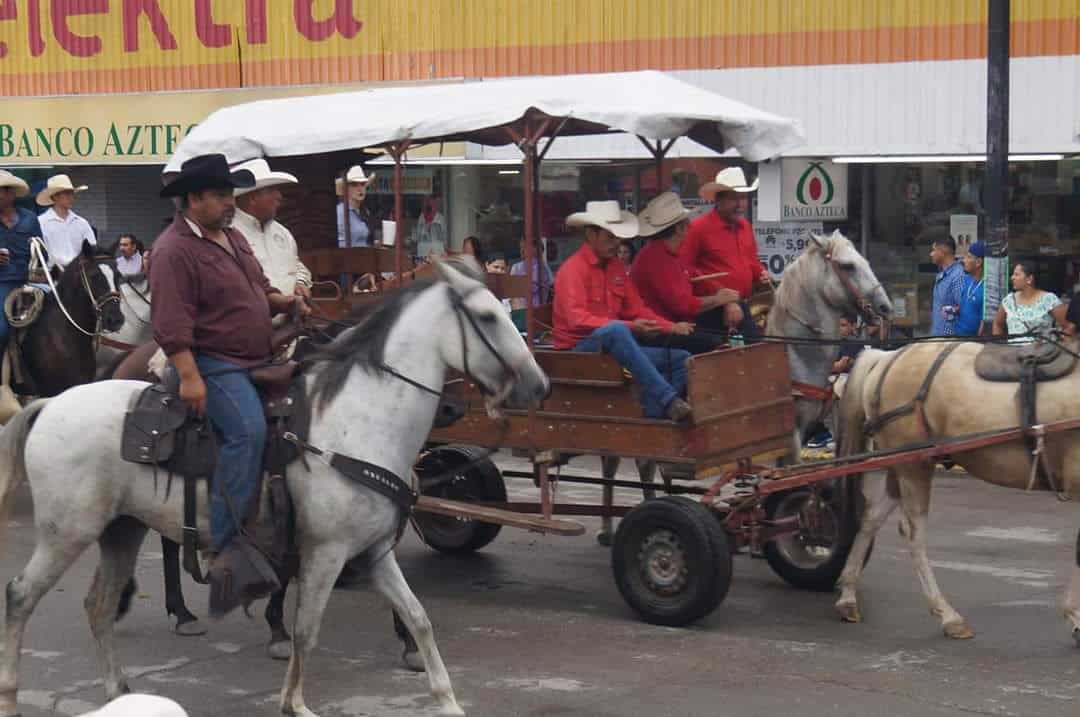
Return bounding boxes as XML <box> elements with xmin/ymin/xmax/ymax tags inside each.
<box><xmin>1</xmin><ymin>1</ymin><xmax>1078</xmax><ymax>332</ymax></box>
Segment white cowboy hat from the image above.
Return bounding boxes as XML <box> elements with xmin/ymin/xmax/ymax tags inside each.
<box><xmin>79</xmin><ymin>694</ymin><xmax>188</xmax><ymax>717</ymax></box>
<box><xmin>0</xmin><ymin>170</ymin><xmax>29</xmax><ymax>198</ymax></box>
<box><xmin>36</xmin><ymin>173</ymin><xmax>88</xmax><ymax>206</ymax></box>
<box><xmin>637</xmin><ymin>192</ymin><xmax>690</xmax><ymax>237</ymax></box>
<box><xmin>698</xmin><ymin>167</ymin><xmax>759</xmax><ymax>200</ymax></box>
<box><xmin>334</xmin><ymin>165</ymin><xmax>376</xmax><ymax>196</ymax></box>
<box><xmin>233</xmin><ymin>158</ymin><xmax>298</xmax><ymax>197</ymax></box>
<box><xmin>565</xmin><ymin>200</ymin><xmax>639</xmax><ymax>239</ymax></box>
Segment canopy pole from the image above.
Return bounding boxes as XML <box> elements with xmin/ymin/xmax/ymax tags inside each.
<box><xmin>507</xmin><ymin>118</ymin><xmax>553</xmax><ymax>344</ymax></box>
<box><xmin>388</xmin><ymin>141</ymin><xmax>412</xmax><ymax>287</ymax></box>
<box><xmin>635</xmin><ymin>136</ymin><xmax>678</xmax><ymax>202</ymax></box>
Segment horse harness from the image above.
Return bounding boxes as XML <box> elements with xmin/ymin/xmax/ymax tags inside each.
<box><xmin>863</xmin><ymin>339</ymin><xmax>1076</xmax><ymax>496</ymax></box>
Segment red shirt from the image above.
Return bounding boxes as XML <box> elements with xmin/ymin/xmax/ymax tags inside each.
<box><xmin>553</xmin><ymin>243</ymin><xmax>672</xmax><ymax>349</ymax></box>
<box><xmin>630</xmin><ymin>239</ymin><xmax>702</xmax><ymax>322</ymax></box>
<box><xmin>679</xmin><ymin>210</ymin><xmax>766</xmax><ymax>299</ymax></box>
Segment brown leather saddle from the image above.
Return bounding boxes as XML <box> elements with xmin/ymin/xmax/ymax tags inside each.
<box><xmin>974</xmin><ymin>341</ymin><xmax>1077</xmax><ymax>493</ymax></box>
<box><xmin>121</xmin><ymin>362</ymin><xmax>310</xmax><ymax>616</ymax></box>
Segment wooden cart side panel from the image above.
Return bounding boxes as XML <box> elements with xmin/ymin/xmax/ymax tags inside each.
<box><xmin>534</xmin><ymin>350</ymin><xmax>627</xmax><ymax>385</ymax></box>
<box><xmin>687</xmin><ymin>343</ymin><xmax>794</xmax><ymax>431</ymax></box>
<box><xmin>429</xmin><ymin>400</ymin><xmax>795</xmax><ymax>465</ymax></box>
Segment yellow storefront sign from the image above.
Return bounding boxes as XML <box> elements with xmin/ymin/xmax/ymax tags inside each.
<box><xmin>0</xmin><ymin>83</ymin><xmax>463</xmax><ymax>165</ymax></box>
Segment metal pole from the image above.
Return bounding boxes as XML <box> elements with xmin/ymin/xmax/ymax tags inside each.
<box><xmin>860</xmin><ymin>164</ymin><xmax>871</xmax><ymax>259</ymax></box>
<box><xmin>984</xmin><ymin>0</ymin><xmax>1010</xmax><ymax>315</ymax></box>
<box><xmin>523</xmin><ymin>143</ymin><xmax>538</xmax><ymax>342</ymax></box>
<box><xmin>393</xmin><ymin>146</ymin><xmax>405</xmax><ymax>287</ymax></box>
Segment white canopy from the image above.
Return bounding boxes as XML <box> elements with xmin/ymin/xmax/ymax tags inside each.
<box><xmin>166</xmin><ymin>71</ymin><xmax>804</xmax><ymax>172</ymax></box>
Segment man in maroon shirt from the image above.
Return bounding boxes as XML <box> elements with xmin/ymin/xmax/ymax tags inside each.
<box><xmin>631</xmin><ymin>192</ymin><xmax>740</xmax><ymax>354</ymax></box>
<box><xmin>151</xmin><ymin>154</ymin><xmax>304</xmax><ymax>611</ymax></box>
<box><xmin>679</xmin><ymin>167</ymin><xmax>770</xmax><ymax>340</ymax></box>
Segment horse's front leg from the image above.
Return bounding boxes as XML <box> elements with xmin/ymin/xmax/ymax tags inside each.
<box><xmin>161</xmin><ymin>536</ymin><xmax>206</xmax><ymax>636</ymax></box>
<box><xmin>372</xmin><ymin>547</ymin><xmax>463</xmax><ymax>716</ymax></box>
<box><xmin>835</xmin><ymin>473</ymin><xmax>897</xmax><ymax>623</ymax></box>
<box><xmin>895</xmin><ymin>467</ymin><xmax>973</xmax><ymax>639</ymax></box>
<box><xmin>281</xmin><ymin>543</ymin><xmax>348</xmax><ymax>717</ymax></box>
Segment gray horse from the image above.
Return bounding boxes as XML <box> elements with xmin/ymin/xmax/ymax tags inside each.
<box><xmin>0</xmin><ymin>258</ymin><xmax>549</xmax><ymax>717</ymax></box>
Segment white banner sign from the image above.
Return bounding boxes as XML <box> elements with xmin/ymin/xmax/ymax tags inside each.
<box><xmin>754</xmin><ymin>221</ymin><xmax>824</xmax><ymax>280</ymax></box>
<box><xmin>782</xmin><ymin>159</ymin><xmax>848</xmax><ymax>221</ymax></box>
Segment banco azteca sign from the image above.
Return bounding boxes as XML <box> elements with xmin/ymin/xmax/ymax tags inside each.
<box><xmin>781</xmin><ymin>159</ymin><xmax>848</xmax><ymax>221</ymax></box>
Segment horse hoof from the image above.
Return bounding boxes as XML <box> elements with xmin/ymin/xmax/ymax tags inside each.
<box><xmin>438</xmin><ymin>704</ymin><xmax>465</xmax><ymax>717</ymax></box>
<box><xmin>835</xmin><ymin>601</ymin><xmax>862</xmax><ymax>623</ymax></box>
<box><xmin>174</xmin><ymin>618</ymin><xmax>207</xmax><ymax>637</ymax></box>
<box><xmin>596</xmin><ymin>531</ymin><xmax>612</xmax><ymax>547</ymax></box>
<box><xmin>402</xmin><ymin>649</ymin><xmax>425</xmax><ymax>673</ymax></box>
<box><xmin>943</xmin><ymin>620</ymin><xmax>975</xmax><ymax>640</ymax></box>
<box><xmin>268</xmin><ymin>640</ymin><xmax>292</xmax><ymax>661</ymax></box>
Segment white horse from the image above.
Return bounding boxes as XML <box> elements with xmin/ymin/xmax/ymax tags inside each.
<box><xmin>95</xmin><ymin>273</ymin><xmax>153</xmax><ymax>380</ymax></box>
<box><xmin>0</xmin><ymin>259</ymin><xmax>549</xmax><ymax>717</ymax></box>
<box><xmin>766</xmin><ymin>229</ymin><xmax>893</xmax><ymax>451</ymax></box>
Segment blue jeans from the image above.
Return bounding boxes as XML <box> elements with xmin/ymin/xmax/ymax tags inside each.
<box><xmin>197</xmin><ymin>355</ymin><xmax>267</xmax><ymax>553</ymax></box>
<box><xmin>573</xmin><ymin>322</ymin><xmax>689</xmax><ymax>418</ymax></box>
<box><xmin>0</xmin><ymin>280</ymin><xmax>23</xmax><ymax>351</ymax></box>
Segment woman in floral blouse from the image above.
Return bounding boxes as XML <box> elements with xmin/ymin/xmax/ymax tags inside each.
<box><xmin>992</xmin><ymin>260</ymin><xmax>1068</xmax><ymax>343</ymax></box>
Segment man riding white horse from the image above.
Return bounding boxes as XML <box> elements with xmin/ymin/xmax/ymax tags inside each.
<box><xmin>150</xmin><ymin>153</ymin><xmax>308</xmax><ymax>609</ymax></box>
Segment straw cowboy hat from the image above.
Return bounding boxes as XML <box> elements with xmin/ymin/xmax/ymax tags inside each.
<box><xmin>159</xmin><ymin>154</ymin><xmax>255</xmax><ymax>199</ymax></box>
<box><xmin>334</xmin><ymin>165</ymin><xmax>376</xmax><ymax>196</ymax></box>
<box><xmin>566</xmin><ymin>200</ymin><xmax>639</xmax><ymax>239</ymax></box>
<box><xmin>698</xmin><ymin>167</ymin><xmax>759</xmax><ymax>200</ymax></box>
<box><xmin>637</xmin><ymin>191</ymin><xmax>690</xmax><ymax>237</ymax></box>
<box><xmin>36</xmin><ymin>173</ymin><xmax>88</xmax><ymax>206</ymax></box>
<box><xmin>0</xmin><ymin>170</ymin><xmax>29</xmax><ymax>198</ymax></box>
<box><xmin>233</xmin><ymin>158</ymin><xmax>298</xmax><ymax>197</ymax></box>
<box><xmin>79</xmin><ymin>694</ymin><xmax>188</xmax><ymax>717</ymax></box>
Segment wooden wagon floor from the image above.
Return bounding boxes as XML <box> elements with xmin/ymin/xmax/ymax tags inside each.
<box><xmin>5</xmin><ymin>453</ymin><xmax>1077</xmax><ymax>717</ymax></box>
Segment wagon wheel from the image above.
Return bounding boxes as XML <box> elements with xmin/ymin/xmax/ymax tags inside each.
<box><xmin>413</xmin><ymin>445</ymin><xmax>507</xmax><ymax>554</ymax></box>
<box><xmin>612</xmin><ymin>496</ymin><xmax>732</xmax><ymax>627</ymax></box>
<box><xmin>763</xmin><ymin>480</ymin><xmax>867</xmax><ymax>592</ymax></box>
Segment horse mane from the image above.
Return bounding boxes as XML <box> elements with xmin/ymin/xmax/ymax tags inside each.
<box><xmin>308</xmin><ymin>278</ymin><xmax>438</xmax><ymax>410</ymax></box>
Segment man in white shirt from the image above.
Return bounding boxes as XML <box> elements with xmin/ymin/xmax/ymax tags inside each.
<box><xmin>230</xmin><ymin>159</ymin><xmax>312</xmax><ymax>298</ymax></box>
<box><xmin>115</xmin><ymin>233</ymin><xmax>144</xmax><ymax>276</ymax></box>
<box><xmin>36</xmin><ymin>174</ymin><xmax>96</xmax><ymax>268</ymax></box>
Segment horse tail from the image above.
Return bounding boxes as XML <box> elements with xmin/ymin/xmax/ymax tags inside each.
<box><xmin>0</xmin><ymin>400</ymin><xmax>48</xmax><ymax>552</ymax></box>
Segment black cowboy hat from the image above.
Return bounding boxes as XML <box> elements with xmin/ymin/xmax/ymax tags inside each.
<box><xmin>160</xmin><ymin>154</ymin><xmax>255</xmax><ymax>199</ymax></box>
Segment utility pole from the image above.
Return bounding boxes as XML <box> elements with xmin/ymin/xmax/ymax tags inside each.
<box><xmin>983</xmin><ymin>0</ymin><xmax>1010</xmax><ymax>320</ymax></box>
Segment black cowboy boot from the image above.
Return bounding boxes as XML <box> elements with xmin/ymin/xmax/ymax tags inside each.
<box><xmin>208</xmin><ymin>537</ymin><xmax>281</xmax><ymax>620</ymax></box>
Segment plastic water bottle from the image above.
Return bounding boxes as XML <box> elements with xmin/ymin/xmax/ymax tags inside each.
<box><xmin>728</xmin><ymin>330</ymin><xmax>744</xmax><ymax>348</ymax></box>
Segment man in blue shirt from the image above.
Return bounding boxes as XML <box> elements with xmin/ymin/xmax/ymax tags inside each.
<box><xmin>929</xmin><ymin>231</ymin><xmax>966</xmax><ymax>336</ymax></box>
<box><xmin>955</xmin><ymin>240</ymin><xmax>986</xmax><ymax>336</ymax></box>
<box><xmin>0</xmin><ymin>170</ymin><xmax>42</xmax><ymax>351</ymax></box>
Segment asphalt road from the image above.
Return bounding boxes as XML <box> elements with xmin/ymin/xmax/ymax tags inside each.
<box><xmin>4</xmin><ymin>456</ymin><xmax>1080</xmax><ymax>717</ymax></box>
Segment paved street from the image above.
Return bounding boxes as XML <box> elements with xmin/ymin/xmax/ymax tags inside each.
<box><xmin>4</xmin><ymin>456</ymin><xmax>1080</xmax><ymax>717</ymax></box>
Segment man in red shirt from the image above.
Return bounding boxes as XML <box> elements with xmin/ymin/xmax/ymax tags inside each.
<box><xmin>631</xmin><ymin>192</ymin><xmax>741</xmax><ymax>354</ymax></box>
<box><xmin>554</xmin><ymin>201</ymin><xmax>694</xmax><ymax>422</ymax></box>
<box><xmin>679</xmin><ymin>167</ymin><xmax>770</xmax><ymax>340</ymax></box>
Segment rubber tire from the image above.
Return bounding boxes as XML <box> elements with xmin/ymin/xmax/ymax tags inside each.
<box><xmin>413</xmin><ymin>445</ymin><xmax>507</xmax><ymax>554</ymax></box>
<box><xmin>762</xmin><ymin>484</ymin><xmax>866</xmax><ymax>593</ymax></box>
<box><xmin>612</xmin><ymin>496</ymin><xmax>732</xmax><ymax>627</ymax></box>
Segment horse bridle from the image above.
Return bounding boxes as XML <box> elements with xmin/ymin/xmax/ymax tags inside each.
<box><xmin>376</xmin><ymin>283</ymin><xmax>520</xmax><ymax>400</ymax></box>
<box><xmin>30</xmin><ymin>238</ymin><xmax>122</xmax><ymax>339</ymax></box>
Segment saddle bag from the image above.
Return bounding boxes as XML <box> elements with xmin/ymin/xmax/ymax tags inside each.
<box><xmin>121</xmin><ymin>384</ymin><xmax>216</xmax><ymax>477</ymax></box>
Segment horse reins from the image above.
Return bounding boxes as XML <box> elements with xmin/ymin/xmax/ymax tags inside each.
<box><xmin>30</xmin><ymin>239</ymin><xmax>121</xmax><ymax>345</ymax></box>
